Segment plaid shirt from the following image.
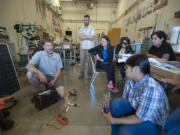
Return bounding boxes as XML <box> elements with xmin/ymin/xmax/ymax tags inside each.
<box><xmin>123</xmin><ymin>75</ymin><xmax>169</xmax><ymax>126</ymax></box>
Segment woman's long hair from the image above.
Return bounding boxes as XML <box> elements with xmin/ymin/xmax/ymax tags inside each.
<box><xmin>120</xmin><ymin>37</ymin><xmax>130</xmax><ymax>45</ymax></box>
<box><xmin>101</xmin><ymin>35</ymin><xmax>112</xmax><ymax>49</ymax></box>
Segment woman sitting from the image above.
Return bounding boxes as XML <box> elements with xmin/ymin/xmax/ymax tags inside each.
<box><xmin>88</xmin><ymin>35</ymin><xmax>119</xmax><ymax>93</ymax></box>
<box><xmin>115</xmin><ymin>37</ymin><xmax>133</xmax><ymax>80</ymax></box>
<box><xmin>147</xmin><ymin>30</ymin><xmax>176</xmax><ymax>61</ymax></box>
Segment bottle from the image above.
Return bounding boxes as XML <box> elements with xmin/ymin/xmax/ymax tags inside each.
<box><xmin>103</xmin><ymin>91</ymin><xmax>111</xmax><ymax>114</ymax></box>
<box><xmin>69</xmin><ymin>38</ymin><xmax>72</xmax><ymax>43</ymax></box>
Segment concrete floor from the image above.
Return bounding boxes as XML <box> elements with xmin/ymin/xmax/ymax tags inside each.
<box><xmin>2</xmin><ymin>63</ymin><xmax>180</xmax><ymax>135</ymax></box>
<box><xmin>3</xmin><ymin>64</ymin><xmax>114</xmax><ymax>135</ymax></box>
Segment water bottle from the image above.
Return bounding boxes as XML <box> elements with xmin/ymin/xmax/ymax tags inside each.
<box><xmin>103</xmin><ymin>91</ymin><xmax>111</xmax><ymax>114</ymax></box>
<box><xmin>134</xmin><ymin>42</ymin><xmax>141</xmax><ymax>54</ymax></box>
<box><xmin>69</xmin><ymin>38</ymin><xmax>72</xmax><ymax>43</ymax></box>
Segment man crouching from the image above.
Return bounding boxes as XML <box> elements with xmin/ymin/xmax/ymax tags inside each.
<box><xmin>26</xmin><ymin>39</ymin><xmax>65</xmax><ymax>97</ymax></box>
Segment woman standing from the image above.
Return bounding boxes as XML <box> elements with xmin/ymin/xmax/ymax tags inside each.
<box><xmin>88</xmin><ymin>36</ymin><xmax>119</xmax><ymax>93</ymax></box>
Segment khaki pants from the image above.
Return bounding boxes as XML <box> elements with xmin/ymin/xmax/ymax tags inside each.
<box><xmin>80</xmin><ymin>49</ymin><xmax>92</xmax><ymax>76</ymax></box>
<box><xmin>46</xmin><ymin>75</ymin><xmax>64</xmax><ymax>88</ymax></box>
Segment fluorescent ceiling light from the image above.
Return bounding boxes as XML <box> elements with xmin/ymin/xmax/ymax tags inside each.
<box><xmin>61</xmin><ymin>0</ymin><xmax>73</xmax><ymax>2</ymax></box>
<box><xmin>52</xmin><ymin>0</ymin><xmax>60</xmax><ymax>7</ymax></box>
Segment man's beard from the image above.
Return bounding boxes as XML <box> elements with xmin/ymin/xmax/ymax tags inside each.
<box><xmin>47</xmin><ymin>50</ymin><xmax>53</xmax><ymax>54</ymax></box>
<box><xmin>85</xmin><ymin>23</ymin><xmax>89</xmax><ymax>26</ymax></box>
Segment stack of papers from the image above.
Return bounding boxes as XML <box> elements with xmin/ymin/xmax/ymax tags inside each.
<box><xmin>149</xmin><ymin>58</ymin><xmax>180</xmax><ymax>72</ymax></box>
<box><xmin>148</xmin><ymin>58</ymin><xmax>162</xmax><ymax>66</ymax></box>
<box><xmin>117</xmin><ymin>54</ymin><xmax>132</xmax><ymax>63</ymax></box>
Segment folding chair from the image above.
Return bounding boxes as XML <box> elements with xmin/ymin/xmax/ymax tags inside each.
<box><xmin>90</xmin><ymin>56</ymin><xmax>106</xmax><ymax>87</ymax></box>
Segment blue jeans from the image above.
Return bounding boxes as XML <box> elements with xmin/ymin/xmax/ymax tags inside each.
<box><xmin>164</xmin><ymin>107</ymin><xmax>180</xmax><ymax>135</ymax></box>
<box><xmin>166</xmin><ymin>127</ymin><xmax>180</xmax><ymax>135</ymax></box>
<box><xmin>110</xmin><ymin>98</ymin><xmax>161</xmax><ymax>135</ymax></box>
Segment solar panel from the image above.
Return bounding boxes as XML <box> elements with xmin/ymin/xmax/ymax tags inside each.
<box><xmin>0</xmin><ymin>43</ymin><xmax>20</xmax><ymax>95</ymax></box>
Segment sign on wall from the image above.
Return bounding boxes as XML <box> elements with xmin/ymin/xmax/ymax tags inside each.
<box><xmin>153</xmin><ymin>0</ymin><xmax>168</xmax><ymax>12</ymax></box>
<box><xmin>125</xmin><ymin>0</ymin><xmax>168</xmax><ymax>26</ymax></box>
<box><xmin>35</xmin><ymin>0</ymin><xmax>46</xmax><ymax>19</ymax></box>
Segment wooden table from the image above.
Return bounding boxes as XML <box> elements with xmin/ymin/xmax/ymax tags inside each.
<box><xmin>117</xmin><ymin>56</ymin><xmax>180</xmax><ymax>81</ymax></box>
<box><xmin>150</xmin><ymin>62</ymin><xmax>180</xmax><ymax>82</ymax></box>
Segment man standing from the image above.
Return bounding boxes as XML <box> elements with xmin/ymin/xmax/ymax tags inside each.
<box><xmin>26</xmin><ymin>39</ymin><xmax>65</xmax><ymax>97</ymax></box>
<box><xmin>79</xmin><ymin>15</ymin><xmax>95</xmax><ymax>79</ymax></box>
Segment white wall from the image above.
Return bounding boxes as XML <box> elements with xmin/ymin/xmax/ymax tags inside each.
<box><xmin>113</xmin><ymin>0</ymin><xmax>180</xmax><ymax>42</ymax></box>
<box><xmin>1</xmin><ymin>0</ymin><xmax>179</xmax><ymax>57</ymax></box>
<box><xmin>61</xmin><ymin>2</ymin><xmax>117</xmax><ymax>43</ymax></box>
<box><xmin>62</xmin><ymin>22</ymin><xmax>109</xmax><ymax>44</ymax></box>
<box><xmin>0</xmin><ymin>0</ymin><xmax>61</xmax><ymax>59</ymax></box>
<box><xmin>62</xmin><ymin>2</ymin><xmax>117</xmax><ymax>21</ymax></box>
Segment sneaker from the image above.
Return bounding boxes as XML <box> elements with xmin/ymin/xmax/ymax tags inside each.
<box><xmin>107</xmin><ymin>81</ymin><xmax>114</xmax><ymax>89</ymax></box>
<box><xmin>110</xmin><ymin>87</ymin><xmax>119</xmax><ymax>93</ymax></box>
<box><xmin>78</xmin><ymin>74</ymin><xmax>84</xmax><ymax>79</ymax></box>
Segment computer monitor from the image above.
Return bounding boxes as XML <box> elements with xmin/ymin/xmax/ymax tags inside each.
<box><xmin>65</xmin><ymin>31</ymin><xmax>72</xmax><ymax>36</ymax></box>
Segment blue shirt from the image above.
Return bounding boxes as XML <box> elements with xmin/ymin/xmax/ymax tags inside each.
<box><xmin>123</xmin><ymin>75</ymin><xmax>169</xmax><ymax>126</ymax></box>
<box><xmin>29</xmin><ymin>51</ymin><xmax>63</xmax><ymax>76</ymax></box>
<box><xmin>102</xmin><ymin>48</ymin><xmax>109</xmax><ymax>64</ymax></box>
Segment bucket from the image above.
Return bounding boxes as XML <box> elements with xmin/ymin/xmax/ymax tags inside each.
<box><xmin>19</xmin><ymin>54</ymin><xmax>28</xmax><ymax>67</ymax></box>
<box><xmin>134</xmin><ymin>42</ymin><xmax>141</xmax><ymax>54</ymax></box>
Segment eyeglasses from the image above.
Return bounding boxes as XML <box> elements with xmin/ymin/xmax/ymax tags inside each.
<box><xmin>122</xmin><ymin>42</ymin><xmax>128</xmax><ymax>45</ymax></box>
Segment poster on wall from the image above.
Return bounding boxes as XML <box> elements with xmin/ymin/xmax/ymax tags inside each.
<box><xmin>35</xmin><ymin>0</ymin><xmax>46</xmax><ymax>19</ymax></box>
<box><xmin>52</xmin><ymin>13</ymin><xmax>60</xmax><ymax>27</ymax></box>
<box><xmin>153</xmin><ymin>0</ymin><xmax>168</xmax><ymax>12</ymax></box>
<box><xmin>125</xmin><ymin>0</ymin><xmax>168</xmax><ymax>26</ymax></box>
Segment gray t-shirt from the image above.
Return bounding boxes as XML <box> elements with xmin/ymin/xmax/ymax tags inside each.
<box><xmin>29</xmin><ymin>51</ymin><xmax>63</xmax><ymax>77</ymax></box>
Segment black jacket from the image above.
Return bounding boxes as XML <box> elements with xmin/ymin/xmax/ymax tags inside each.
<box><xmin>88</xmin><ymin>45</ymin><xmax>114</xmax><ymax>67</ymax></box>
<box><xmin>115</xmin><ymin>44</ymin><xmax>133</xmax><ymax>55</ymax></box>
